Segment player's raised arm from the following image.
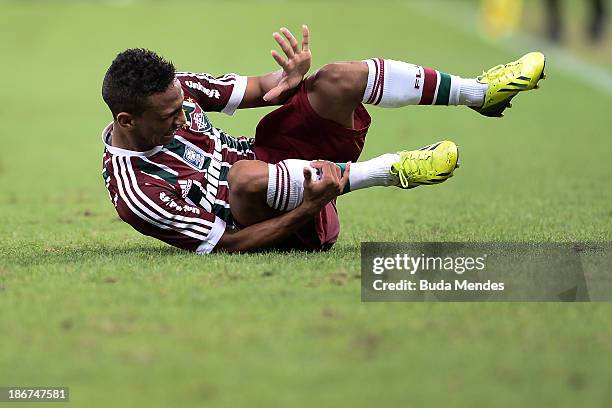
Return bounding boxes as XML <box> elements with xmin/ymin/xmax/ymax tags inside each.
<box><xmin>238</xmin><ymin>25</ymin><xmax>312</xmax><ymax>108</ymax></box>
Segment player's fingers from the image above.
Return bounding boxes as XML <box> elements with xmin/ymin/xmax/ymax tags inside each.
<box><xmin>301</xmin><ymin>25</ymin><xmax>310</xmax><ymax>52</ymax></box>
<box><xmin>321</xmin><ymin>162</ymin><xmax>338</xmax><ymax>182</ymax></box>
<box><xmin>303</xmin><ymin>167</ymin><xmax>313</xmax><ymax>185</ymax></box>
<box><xmin>280</xmin><ymin>27</ymin><xmax>299</xmax><ymax>54</ymax></box>
<box><xmin>339</xmin><ymin>162</ymin><xmax>351</xmax><ymax>190</ymax></box>
<box><xmin>310</xmin><ymin>161</ymin><xmax>332</xmax><ymax>183</ymax></box>
<box><xmin>273</xmin><ymin>32</ymin><xmax>294</xmax><ymax>59</ymax></box>
<box><xmin>310</xmin><ymin>160</ymin><xmax>324</xmax><ymax>170</ymax></box>
<box><xmin>330</xmin><ymin>163</ymin><xmax>341</xmax><ymax>180</ymax></box>
<box><xmin>270</xmin><ymin>50</ymin><xmax>287</xmax><ymax>69</ymax></box>
<box><xmin>263</xmin><ymin>86</ymin><xmax>282</xmax><ymax>102</ymax></box>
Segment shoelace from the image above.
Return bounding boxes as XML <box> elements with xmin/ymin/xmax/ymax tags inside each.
<box><xmin>478</xmin><ymin>61</ymin><xmax>522</xmax><ymax>83</ymax></box>
<box><xmin>392</xmin><ymin>151</ymin><xmax>434</xmax><ymax>188</ymax></box>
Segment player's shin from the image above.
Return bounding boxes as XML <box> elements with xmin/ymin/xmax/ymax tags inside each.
<box><xmin>267</xmin><ymin>160</ymin><xmax>313</xmax><ymax>212</ymax></box>
<box><xmin>266</xmin><ymin>157</ymin><xmax>400</xmax><ymax>212</ymax></box>
<box><xmin>362</xmin><ymin>58</ymin><xmax>487</xmax><ymax>107</ymax></box>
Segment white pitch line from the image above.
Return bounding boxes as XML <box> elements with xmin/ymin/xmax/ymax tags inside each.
<box><xmin>407</xmin><ymin>0</ymin><xmax>612</xmax><ymax>97</ymax></box>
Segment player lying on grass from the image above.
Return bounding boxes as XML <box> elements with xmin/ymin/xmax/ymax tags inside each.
<box><xmin>101</xmin><ymin>26</ymin><xmax>545</xmax><ymax>253</ymax></box>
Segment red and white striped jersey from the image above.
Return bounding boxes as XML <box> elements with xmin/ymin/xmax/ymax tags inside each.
<box><xmin>101</xmin><ymin>72</ymin><xmax>256</xmax><ymax>253</ymax></box>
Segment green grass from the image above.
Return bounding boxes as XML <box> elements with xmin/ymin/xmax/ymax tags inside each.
<box><xmin>1</xmin><ymin>1</ymin><xmax>611</xmax><ymax>407</ymax></box>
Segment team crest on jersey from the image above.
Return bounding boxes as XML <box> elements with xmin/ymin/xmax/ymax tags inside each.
<box><xmin>183</xmin><ymin>145</ymin><xmax>206</xmax><ymax>170</ymax></box>
<box><xmin>182</xmin><ymin>99</ymin><xmax>212</xmax><ymax>133</ymax></box>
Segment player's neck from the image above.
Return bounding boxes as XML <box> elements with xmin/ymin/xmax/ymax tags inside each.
<box><xmin>110</xmin><ymin>124</ymin><xmax>154</xmax><ymax>152</ymax></box>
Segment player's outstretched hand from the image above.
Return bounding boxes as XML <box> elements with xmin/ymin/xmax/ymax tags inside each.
<box><xmin>301</xmin><ymin>160</ymin><xmax>350</xmax><ymax>216</ymax></box>
<box><xmin>263</xmin><ymin>25</ymin><xmax>312</xmax><ymax>102</ymax></box>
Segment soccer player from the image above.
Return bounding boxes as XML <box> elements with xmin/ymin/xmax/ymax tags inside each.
<box><xmin>101</xmin><ymin>26</ymin><xmax>545</xmax><ymax>253</ymax></box>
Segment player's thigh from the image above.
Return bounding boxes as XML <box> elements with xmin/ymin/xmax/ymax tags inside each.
<box><xmin>228</xmin><ymin>160</ymin><xmax>279</xmax><ymax>226</ymax></box>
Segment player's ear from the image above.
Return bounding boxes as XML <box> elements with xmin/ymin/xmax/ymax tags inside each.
<box><xmin>115</xmin><ymin>112</ymin><xmax>135</xmax><ymax>129</ymax></box>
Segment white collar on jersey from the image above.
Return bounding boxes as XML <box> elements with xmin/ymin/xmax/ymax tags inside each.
<box><xmin>101</xmin><ymin>122</ymin><xmax>164</xmax><ymax>157</ymax></box>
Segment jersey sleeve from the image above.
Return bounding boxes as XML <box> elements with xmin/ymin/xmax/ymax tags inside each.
<box><xmin>112</xmin><ymin>180</ymin><xmax>226</xmax><ymax>254</ymax></box>
<box><xmin>176</xmin><ymin>72</ymin><xmax>247</xmax><ymax>115</ymax></box>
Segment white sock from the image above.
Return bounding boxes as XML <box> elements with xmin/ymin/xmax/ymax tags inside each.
<box><xmin>347</xmin><ymin>154</ymin><xmax>399</xmax><ymax>190</ymax></box>
<box><xmin>454</xmin><ymin>76</ymin><xmax>488</xmax><ymax>107</ymax></box>
<box><xmin>267</xmin><ymin>160</ymin><xmax>320</xmax><ymax>212</ymax></box>
<box><xmin>362</xmin><ymin>58</ymin><xmax>487</xmax><ymax>107</ymax></box>
<box><xmin>266</xmin><ymin>157</ymin><xmax>399</xmax><ymax>212</ymax></box>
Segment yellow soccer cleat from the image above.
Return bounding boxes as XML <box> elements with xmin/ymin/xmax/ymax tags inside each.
<box><xmin>472</xmin><ymin>51</ymin><xmax>546</xmax><ymax>117</ymax></box>
<box><xmin>390</xmin><ymin>141</ymin><xmax>459</xmax><ymax>189</ymax></box>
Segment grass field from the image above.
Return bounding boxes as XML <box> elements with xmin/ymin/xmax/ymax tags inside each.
<box><xmin>1</xmin><ymin>1</ymin><xmax>611</xmax><ymax>407</ymax></box>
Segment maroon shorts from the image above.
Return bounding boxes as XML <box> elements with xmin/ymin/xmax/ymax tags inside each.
<box><xmin>252</xmin><ymin>80</ymin><xmax>371</xmax><ymax>251</ymax></box>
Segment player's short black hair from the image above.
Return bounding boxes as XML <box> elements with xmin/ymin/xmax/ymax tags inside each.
<box><xmin>102</xmin><ymin>48</ymin><xmax>176</xmax><ymax>118</ymax></box>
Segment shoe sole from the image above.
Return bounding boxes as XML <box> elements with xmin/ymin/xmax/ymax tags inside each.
<box><xmin>476</xmin><ymin>56</ymin><xmax>546</xmax><ymax>118</ymax></box>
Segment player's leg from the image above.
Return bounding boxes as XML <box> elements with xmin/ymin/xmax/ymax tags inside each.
<box><xmin>227</xmin><ymin>160</ymin><xmax>279</xmax><ymax>227</ymax></box>
<box><xmin>306</xmin><ymin>52</ymin><xmax>546</xmax><ymax>124</ymax></box>
<box><xmin>229</xmin><ymin>140</ymin><xmax>459</xmax><ymax>226</ymax></box>
<box><xmin>305</xmin><ymin>62</ymin><xmax>369</xmax><ymax>128</ymax></box>
<box><xmin>228</xmin><ymin>156</ymin><xmax>399</xmax><ymax>226</ymax></box>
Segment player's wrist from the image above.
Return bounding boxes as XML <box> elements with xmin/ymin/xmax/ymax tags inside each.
<box><xmin>296</xmin><ymin>200</ymin><xmax>321</xmax><ymax>218</ymax></box>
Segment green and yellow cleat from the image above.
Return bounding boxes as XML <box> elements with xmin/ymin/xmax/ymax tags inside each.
<box><xmin>390</xmin><ymin>140</ymin><xmax>459</xmax><ymax>189</ymax></box>
<box><xmin>472</xmin><ymin>51</ymin><xmax>546</xmax><ymax>118</ymax></box>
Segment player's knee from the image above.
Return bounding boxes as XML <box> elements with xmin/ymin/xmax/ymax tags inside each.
<box><xmin>311</xmin><ymin>63</ymin><xmax>366</xmax><ymax>102</ymax></box>
<box><xmin>228</xmin><ymin>160</ymin><xmax>268</xmax><ymax>198</ymax></box>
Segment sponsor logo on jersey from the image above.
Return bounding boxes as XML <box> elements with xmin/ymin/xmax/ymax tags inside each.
<box><xmin>185</xmin><ymin>80</ymin><xmax>221</xmax><ymax>99</ymax></box>
<box><xmin>183</xmin><ymin>99</ymin><xmax>212</xmax><ymax>134</ymax></box>
<box><xmin>183</xmin><ymin>145</ymin><xmax>206</xmax><ymax>170</ymax></box>
<box><xmin>159</xmin><ymin>191</ymin><xmax>201</xmax><ymax>215</ymax></box>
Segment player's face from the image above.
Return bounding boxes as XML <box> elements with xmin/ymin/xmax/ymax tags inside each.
<box><xmin>135</xmin><ymin>79</ymin><xmax>187</xmax><ymax>146</ymax></box>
